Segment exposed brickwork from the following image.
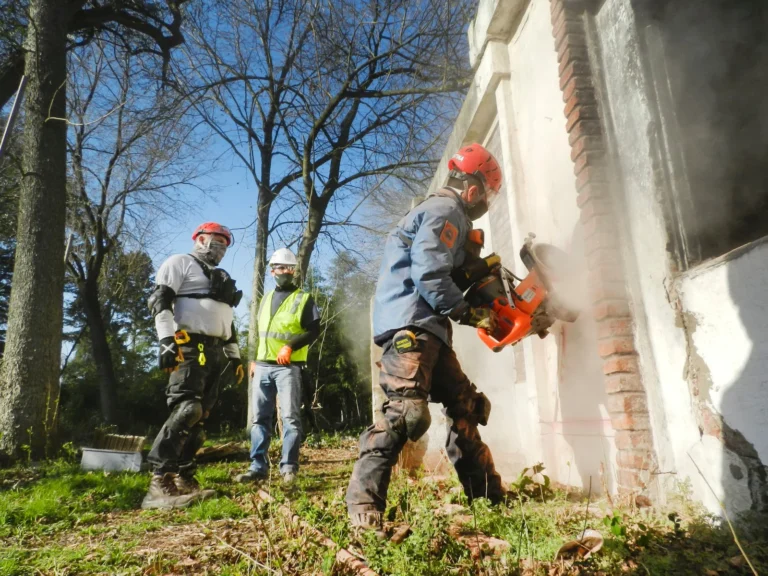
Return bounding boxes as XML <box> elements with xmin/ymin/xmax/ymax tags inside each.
<box><xmin>550</xmin><ymin>0</ymin><xmax>657</xmax><ymax>496</ymax></box>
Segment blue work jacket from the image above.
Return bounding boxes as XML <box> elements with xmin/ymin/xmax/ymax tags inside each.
<box><xmin>373</xmin><ymin>188</ymin><xmax>471</xmax><ymax>346</ymax></box>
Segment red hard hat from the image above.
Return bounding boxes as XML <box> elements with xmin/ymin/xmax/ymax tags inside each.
<box><xmin>447</xmin><ymin>144</ymin><xmax>503</xmax><ymax>193</ymax></box>
<box><xmin>192</xmin><ymin>222</ymin><xmax>233</xmax><ymax>246</ymax></box>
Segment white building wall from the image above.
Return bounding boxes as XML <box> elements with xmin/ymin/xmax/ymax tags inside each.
<box><xmin>423</xmin><ymin>0</ymin><xmax>618</xmax><ymax>492</ymax></box>
<box><xmin>595</xmin><ymin>0</ymin><xmax>767</xmax><ymax>513</ymax></box>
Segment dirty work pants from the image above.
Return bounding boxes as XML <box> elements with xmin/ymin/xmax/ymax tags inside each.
<box><xmin>248</xmin><ymin>364</ymin><xmax>303</xmax><ymax>475</ymax></box>
<box><xmin>148</xmin><ymin>335</ymin><xmax>229</xmax><ymax>477</ymax></box>
<box><xmin>346</xmin><ymin>329</ymin><xmax>503</xmax><ymax>515</ymax></box>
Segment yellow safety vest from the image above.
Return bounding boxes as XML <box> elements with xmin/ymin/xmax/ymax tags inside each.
<box><xmin>256</xmin><ymin>289</ymin><xmax>310</xmax><ymax>362</ymax></box>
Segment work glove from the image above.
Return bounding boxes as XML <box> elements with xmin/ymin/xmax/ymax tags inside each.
<box><xmin>158</xmin><ymin>336</ymin><xmax>179</xmax><ymax>373</ymax></box>
<box><xmin>459</xmin><ymin>306</ymin><xmax>498</xmax><ymax>334</ymax></box>
<box><xmin>228</xmin><ymin>360</ymin><xmax>245</xmax><ymax>385</ymax></box>
<box><xmin>276</xmin><ymin>345</ymin><xmax>293</xmax><ymax>366</ymax></box>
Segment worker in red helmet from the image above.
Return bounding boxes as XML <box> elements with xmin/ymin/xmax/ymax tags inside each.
<box><xmin>141</xmin><ymin>222</ymin><xmax>245</xmax><ymax>509</ymax></box>
<box><xmin>345</xmin><ymin>143</ymin><xmax>507</xmax><ymax>536</ymax></box>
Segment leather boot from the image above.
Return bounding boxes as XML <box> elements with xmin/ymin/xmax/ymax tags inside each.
<box><xmin>141</xmin><ymin>473</ymin><xmax>200</xmax><ymax>510</ymax></box>
<box><xmin>174</xmin><ymin>474</ymin><xmax>216</xmax><ymax>500</ymax></box>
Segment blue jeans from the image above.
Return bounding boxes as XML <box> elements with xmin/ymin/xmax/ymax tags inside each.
<box><xmin>249</xmin><ymin>364</ymin><xmax>303</xmax><ymax>475</ymax></box>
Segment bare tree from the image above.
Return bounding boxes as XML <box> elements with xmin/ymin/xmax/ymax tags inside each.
<box><xmin>180</xmin><ymin>0</ymin><xmax>319</xmax><ymax>375</ymax></box>
<box><xmin>181</xmin><ymin>0</ymin><xmax>472</xmax><ymax>374</ymax></box>
<box><xmin>66</xmin><ymin>40</ymin><xmax>205</xmax><ymax>425</ymax></box>
<box><xmin>0</xmin><ymin>0</ymin><xmax>190</xmax><ymax>109</ymax></box>
<box><xmin>287</xmin><ymin>0</ymin><xmax>472</xmax><ymax>276</ymax></box>
<box><xmin>0</xmin><ymin>0</ymin><xmax>69</xmax><ymax>459</ymax></box>
<box><xmin>0</xmin><ymin>0</ymin><xmax>192</xmax><ymax>458</ymax></box>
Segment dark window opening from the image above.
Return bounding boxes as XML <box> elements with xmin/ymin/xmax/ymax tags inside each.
<box><xmin>649</xmin><ymin>0</ymin><xmax>768</xmax><ymax>266</ymax></box>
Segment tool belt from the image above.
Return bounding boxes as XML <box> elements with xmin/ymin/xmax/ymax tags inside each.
<box><xmin>174</xmin><ymin>330</ymin><xmax>222</xmax><ymax>368</ymax></box>
<box><xmin>175</xmin><ymin>330</ymin><xmax>222</xmax><ymax>347</ymax></box>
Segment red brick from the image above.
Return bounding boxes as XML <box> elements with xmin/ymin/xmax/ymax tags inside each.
<box><xmin>576</xmin><ymin>181</ymin><xmax>609</xmax><ymax>207</ymax></box>
<box><xmin>562</xmin><ymin>75</ymin><xmax>593</xmax><ymax>102</ymax></box>
<box><xmin>574</xmin><ymin>150</ymin><xmax>605</xmax><ymax>176</ymax></box>
<box><xmin>699</xmin><ymin>407</ymin><xmax>723</xmax><ymax>440</ymax></box>
<box><xmin>597</xmin><ymin>318</ymin><xmax>633</xmax><ymax>339</ymax></box>
<box><xmin>606</xmin><ymin>392</ymin><xmax>647</xmax><ymax>415</ymax></box>
<box><xmin>592</xmin><ymin>300</ymin><xmax>631</xmax><ymax>321</ymax></box>
<box><xmin>559</xmin><ymin>45</ymin><xmax>590</xmax><ymax>72</ymax></box>
<box><xmin>570</xmin><ymin>135</ymin><xmax>603</xmax><ymax>161</ymax></box>
<box><xmin>591</xmin><ymin>263</ymin><xmax>625</xmax><ymax>283</ymax></box>
<box><xmin>610</xmin><ymin>411</ymin><xmax>650</xmax><ymax>430</ymax></box>
<box><xmin>581</xmin><ymin>213</ymin><xmax>616</xmax><ymax>238</ymax></box>
<box><xmin>615</xmin><ymin>430</ymin><xmax>653</xmax><ymax>451</ymax></box>
<box><xmin>602</xmin><ymin>354</ymin><xmax>639</xmax><ymax>375</ymax></box>
<box><xmin>617</xmin><ymin>450</ymin><xmax>651</xmax><ymax>471</ymax></box>
<box><xmin>583</xmin><ymin>231</ymin><xmax>614</xmax><ymax>254</ymax></box>
<box><xmin>578</xmin><ymin>198</ymin><xmax>613</xmax><ymax>223</ymax></box>
<box><xmin>567</xmin><ymin>105</ymin><xmax>600</xmax><ymax>132</ymax></box>
<box><xmin>598</xmin><ymin>337</ymin><xmax>636</xmax><ymax>357</ymax></box>
<box><xmin>617</xmin><ymin>468</ymin><xmax>646</xmax><ymax>489</ymax></box>
<box><xmin>590</xmin><ymin>278</ymin><xmax>628</xmax><ymax>302</ymax></box>
<box><xmin>568</xmin><ymin>120</ymin><xmax>603</xmax><ymax>145</ymax></box>
<box><xmin>556</xmin><ymin>32</ymin><xmax>587</xmax><ymax>60</ymax></box>
<box><xmin>551</xmin><ymin>0</ymin><xmax>566</xmax><ymax>26</ymax></box>
<box><xmin>560</xmin><ymin>60</ymin><xmax>592</xmax><ymax>90</ymax></box>
<box><xmin>605</xmin><ymin>373</ymin><xmax>644</xmax><ymax>394</ymax></box>
<box><xmin>554</xmin><ymin>22</ymin><xmax>586</xmax><ymax>51</ymax></box>
<box><xmin>585</xmin><ymin>244</ymin><xmax>621</xmax><ymax>269</ymax></box>
<box><xmin>576</xmin><ymin>165</ymin><xmax>607</xmax><ymax>190</ymax></box>
<box><xmin>564</xmin><ymin>88</ymin><xmax>597</xmax><ymax>117</ymax></box>
<box><xmin>551</xmin><ymin>5</ymin><xmax>578</xmax><ymax>35</ymax></box>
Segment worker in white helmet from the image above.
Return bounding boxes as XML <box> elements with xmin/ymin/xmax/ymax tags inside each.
<box><xmin>236</xmin><ymin>248</ymin><xmax>320</xmax><ymax>485</ymax></box>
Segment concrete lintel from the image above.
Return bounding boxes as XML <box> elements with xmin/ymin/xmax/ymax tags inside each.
<box><xmin>469</xmin><ymin>0</ymin><xmax>528</xmax><ymax>67</ymax></box>
<box><xmin>427</xmin><ymin>41</ymin><xmax>511</xmax><ymax>198</ymax></box>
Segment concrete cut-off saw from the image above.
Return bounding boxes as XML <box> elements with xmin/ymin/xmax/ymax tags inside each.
<box><xmin>456</xmin><ymin>232</ymin><xmax>581</xmax><ymax>352</ymax></box>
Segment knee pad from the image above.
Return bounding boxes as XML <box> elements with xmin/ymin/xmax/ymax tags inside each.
<box><xmin>401</xmin><ymin>399</ymin><xmax>431</xmax><ymax>441</ymax></box>
<box><xmin>169</xmin><ymin>399</ymin><xmax>203</xmax><ymax>433</ymax></box>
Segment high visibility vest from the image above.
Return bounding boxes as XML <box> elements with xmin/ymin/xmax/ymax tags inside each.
<box><xmin>256</xmin><ymin>289</ymin><xmax>310</xmax><ymax>362</ymax></box>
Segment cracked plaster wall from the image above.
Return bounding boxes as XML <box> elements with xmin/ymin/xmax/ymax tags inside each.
<box><xmin>594</xmin><ymin>0</ymin><xmax>766</xmax><ymax>514</ymax></box>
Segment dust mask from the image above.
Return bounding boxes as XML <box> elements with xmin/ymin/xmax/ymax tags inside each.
<box><xmin>274</xmin><ymin>274</ymin><xmax>294</xmax><ymax>289</ymax></box>
<box><xmin>194</xmin><ymin>236</ymin><xmax>227</xmax><ymax>266</ymax></box>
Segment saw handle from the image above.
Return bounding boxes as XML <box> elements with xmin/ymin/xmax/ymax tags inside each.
<box><xmin>477</xmin><ymin>297</ymin><xmax>534</xmax><ymax>352</ymax></box>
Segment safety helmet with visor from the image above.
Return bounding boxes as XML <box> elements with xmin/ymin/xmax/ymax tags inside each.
<box><xmin>447</xmin><ymin>144</ymin><xmax>503</xmax><ymax>220</ymax></box>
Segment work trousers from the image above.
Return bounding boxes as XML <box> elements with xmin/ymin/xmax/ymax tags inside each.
<box><xmin>148</xmin><ymin>334</ymin><xmax>229</xmax><ymax>476</ymax></box>
<box><xmin>345</xmin><ymin>328</ymin><xmax>503</xmax><ymax>514</ymax></box>
<box><xmin>248</xmin><ymin>364</ymin><xmax>304</xmax><ymax>475</ymax></box>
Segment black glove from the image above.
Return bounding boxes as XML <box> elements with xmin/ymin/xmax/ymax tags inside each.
<box><xmin>457</xmin><ymin>306</ymin><xmax>498</xmax><ymax>333</ymax></box>
<box><xmin>472</xmin><ymin>392</ymin><xmax>492</xmax><ymax>426</ymax></box>
<box><xmin>158</xmin><ymin>336</ymin><xmax>179</xmax><ymax>372</ymax></box>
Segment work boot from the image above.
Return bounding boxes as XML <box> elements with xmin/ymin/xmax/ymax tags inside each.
<box><xmin>141</xmin><ymin>473</ymin><xmax>200</xmax><ymax>510</ymax></box>
<box><xmin>349</xmin><ymin>511</ymin><xmax>386</xmax><ymax>540</ymax></box>
<box><xmin>235</xmin><ymin>470</ymin><xmax>267</xmax><ymax>484</ymax></box>
<box><xmin>281</xmin><ymin>471</ymin><xmax>296</xmax><ymax>485</ymax></box>
<box><xmin>174</xmin><ymin>474</ymin><xmax>216</xmax><ymax>500</ymax></box>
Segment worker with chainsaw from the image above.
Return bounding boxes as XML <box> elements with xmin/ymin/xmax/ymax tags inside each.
<box><xmin>142</xmin><ymin>222</ymin><xmax>245</xmax><ymax>510</ymax></box>
<box><xmin>346</xmin><ymin>144</ymin><xmax>507</xmax><ymax>534</ymax></box>
<box><xmin>236</xmin><ymin>248</ymin><xmax>321</xmax><ymax>485</ymax></box>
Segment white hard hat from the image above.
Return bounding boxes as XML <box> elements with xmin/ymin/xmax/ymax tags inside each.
<box><xmin>269</xmin><ymin>247</ymin><xmax>298</xmax><ymax>267</ymax></box>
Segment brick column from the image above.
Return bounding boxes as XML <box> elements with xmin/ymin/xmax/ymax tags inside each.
<box><xmin>550</xmin><ymin>0</ymin><xmax>656</xmax><ymax>495</ymax></box>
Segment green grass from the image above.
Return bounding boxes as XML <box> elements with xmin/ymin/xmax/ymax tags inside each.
<box><xmin>0</xmin><ymin>462</ymin><xmax>147</xmax><ymax>536</ymax></box>
<box><xmin>1</xmin><ymin>434</ymin><xmax>767</xmax><ymax>575</ymax></box>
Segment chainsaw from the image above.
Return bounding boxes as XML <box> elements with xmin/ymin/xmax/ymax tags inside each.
<box><xmin>453</xmin><ymin>232</ymin><xmax>580</xmax><ymax>352</ymax></box>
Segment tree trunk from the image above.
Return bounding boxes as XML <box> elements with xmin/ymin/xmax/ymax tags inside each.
<box><xmin>296</xmin><ymin>194</ymin><xmax>330</xmax><ymax>280</ymax></box>
<box><xmin>246</xmin><ymin>188</ymin><xmax>274</xmax><ymax>427</ymax></box>
<box><xmin>82</xmin><ymin>279</ymin><xmax>120</xmax><ymax>426</ymax></box>
<box><xmin>0</xmin><ymin>0</ymin><xmax>69</xmax><ymax>460</ymax></box>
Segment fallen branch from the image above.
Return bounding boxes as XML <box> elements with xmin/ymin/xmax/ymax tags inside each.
<box><xmin>255</xmin><ymin>490</ymin><xmax>380</xmax><ymax>576</ymax></box>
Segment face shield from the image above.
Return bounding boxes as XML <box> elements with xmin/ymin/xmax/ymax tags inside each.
<box><xmin>465</xmin><ymin>173</ymin><xmax>501</xmax><ymax>221</ymax></box>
